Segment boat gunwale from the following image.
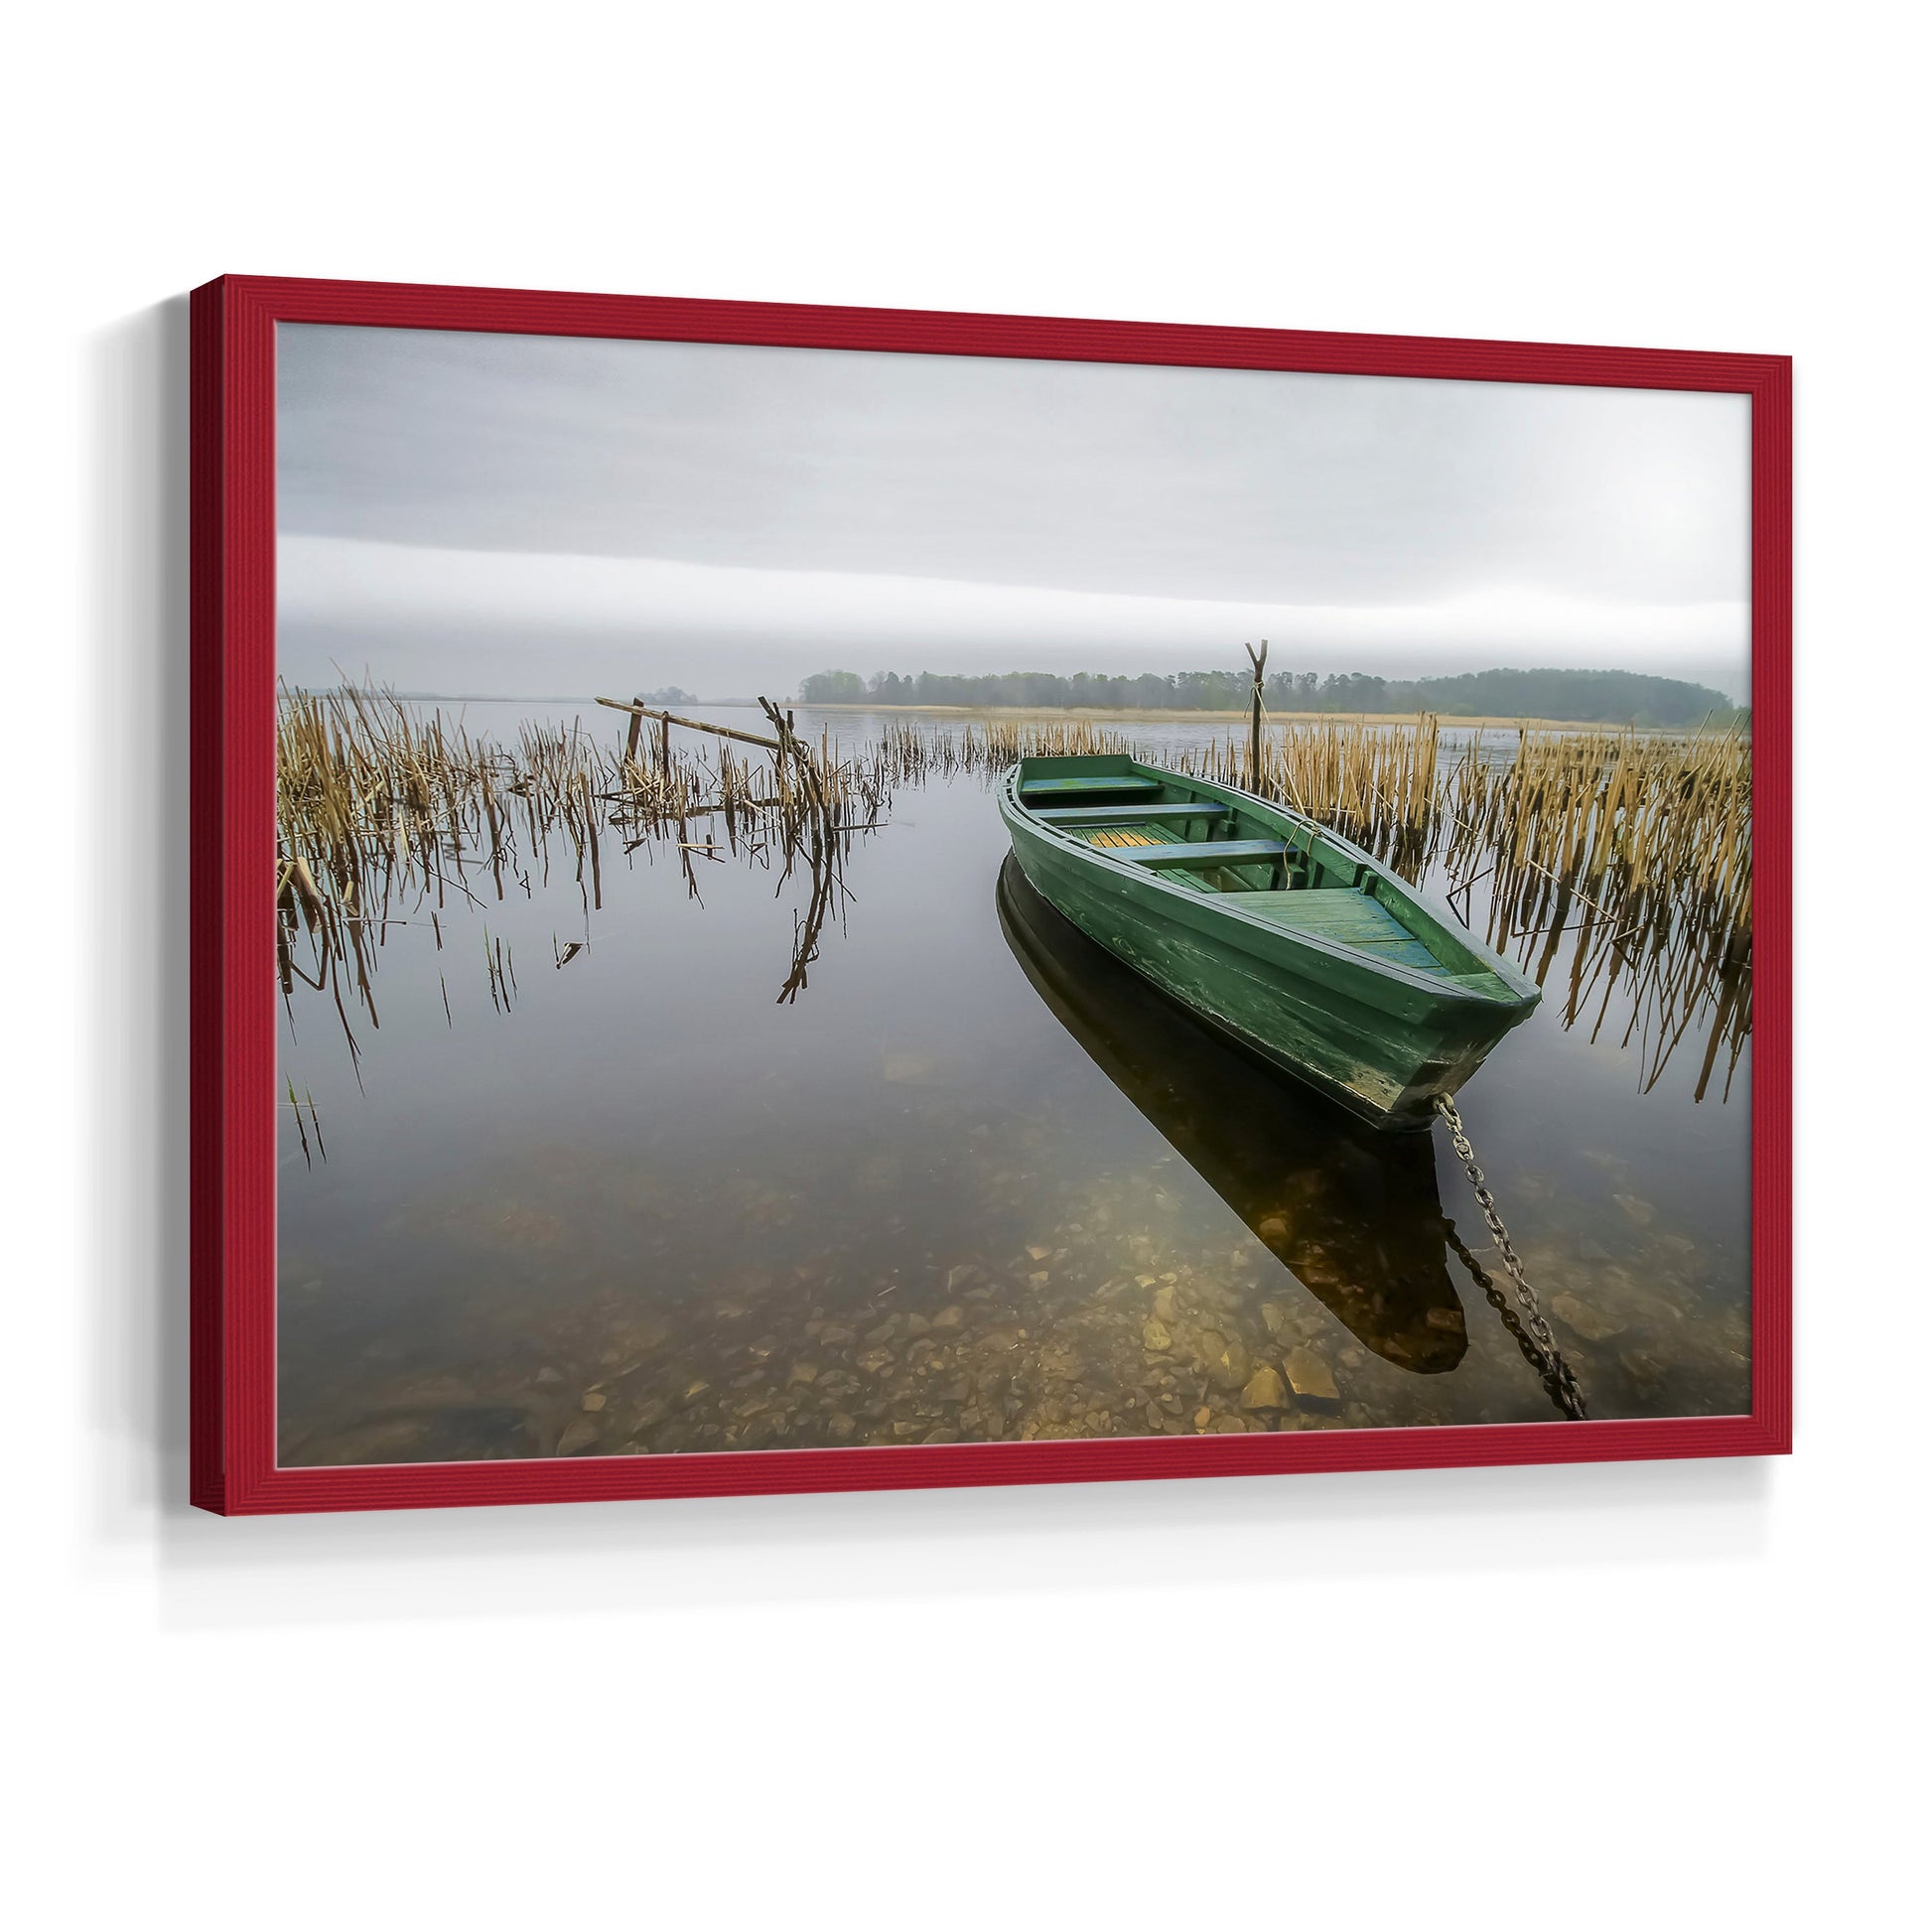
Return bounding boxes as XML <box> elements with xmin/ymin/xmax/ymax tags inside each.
<box><xmin>1003</xmin><ymin>759</ymin><xmax>1540</xmax><ymax>1010</ymax></box>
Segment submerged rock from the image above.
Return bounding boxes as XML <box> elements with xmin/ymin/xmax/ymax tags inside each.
<box><xmin>1142</xmin><ymin>1317</ymin><xmax>1173</xmax><ymax>1353</ymax></box>
<box><xmin>1283</xmin><ymin>1346</ymin><xmax>1340</xmax><ymax>1404</ymax></box>
<box><xmin>1241</xmin><ymin>1366</ymin><xmax>1288</xmax><ymax>1412</ymax></box>
<box><xmin>1551</xmin><ymin>1292</ymin><xmax>1626</xmax><ymax>1342</ymax></box>
<box><xmin>1199</xmin><ymin>1330</ymin><xmax>1250</xmax><ymax>1391</ymax></box>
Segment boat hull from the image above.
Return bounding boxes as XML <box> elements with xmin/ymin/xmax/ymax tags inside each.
<box><xmin>1001</xmin><ymin>766</ymin><xmax>1536</xmax><ymax>1130</ymax></box>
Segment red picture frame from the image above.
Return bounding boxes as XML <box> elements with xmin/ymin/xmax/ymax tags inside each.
<box><xmin>191</xmin><ymin>273</ymin><xmax>1792</xmax><ymax>1514</ymax></box>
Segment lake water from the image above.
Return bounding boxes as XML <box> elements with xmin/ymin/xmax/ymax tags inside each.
<box><xmin>277</xmin><ymin>704</ymin><xmax>1751</xmax><ymax>1464</ymax></box>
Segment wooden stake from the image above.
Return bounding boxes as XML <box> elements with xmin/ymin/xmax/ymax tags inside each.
<box><xmin>1244</xmin><ymin>638</ymin><xmax>1268</xmax><ymax>793</ymax></box>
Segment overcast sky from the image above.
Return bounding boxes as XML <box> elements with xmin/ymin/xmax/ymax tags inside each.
<box><xmin>276</xmin><ymin>323</ymin><xmax>1752</xmax><ymax>699</ymax></box>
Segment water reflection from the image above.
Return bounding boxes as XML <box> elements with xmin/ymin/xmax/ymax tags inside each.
<box><xmin>997</xmin><ymin>858</ymin><xmax>1468</xmax><ymax>1375</ymax></box>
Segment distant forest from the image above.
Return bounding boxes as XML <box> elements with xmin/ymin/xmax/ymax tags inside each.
<box><xmin>798</xmin><ymin>666</ymin><xmax>1741</xmax><ymax>727</ymax></box>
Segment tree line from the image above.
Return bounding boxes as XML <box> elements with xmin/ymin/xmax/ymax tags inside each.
<box><xmin>797</xmin><ymin>666</ymin><xmax>1741</xmax><ymax>727</ymax></box>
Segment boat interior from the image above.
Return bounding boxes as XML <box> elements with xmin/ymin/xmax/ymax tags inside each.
<box><xmin>1017</xmin><ymin>759</ymin><xmax>1493</xmax><ymax>984</ymax></box>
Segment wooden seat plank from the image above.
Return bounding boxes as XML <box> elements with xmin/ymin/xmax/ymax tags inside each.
<box><xmin>1111</xmin><ymin>839</ymin><xmax>1286</xmax><ymax>870</ymax></box>
<box><xmin>1033</xmin><ymin>802</ymin><xmax>1229</xmax><ymax>824</ymax></box>
<box><xmin>1018</xmin><ymin>774</ymin><xmax>1163</xmax><ymax>798</ymax></box>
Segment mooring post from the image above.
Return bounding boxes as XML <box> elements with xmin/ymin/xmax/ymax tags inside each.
<box><xmin>1245</xmin><ymin>638</ymin><xmax>1269</xmax><ymax>792</ymax></box>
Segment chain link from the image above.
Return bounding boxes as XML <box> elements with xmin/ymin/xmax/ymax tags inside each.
<box><xmin>1434</xmin><ymin>1092</ymin><xmax>1589</xmax><ymax>1421</ymax></box>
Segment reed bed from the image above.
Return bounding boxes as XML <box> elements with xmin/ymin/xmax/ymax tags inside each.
<box><xmin>277</xmin><ymin>684</ymin><xmax>893</xmax><ymax>1046</ymax></box>
<box><xmin>278</xmin><ymin>687</ymin><xmax>1751</xmax><ymax>1103</ymax></box>
<box><xmin>872</xmin><ymin>716</ymin><xmax>1141</xmax><ymax>780</ymax></box>
<box><xmin>1440</xmin><ymin>721</ymin><xmax>1752</xmax><ymax>1099</ymax></box>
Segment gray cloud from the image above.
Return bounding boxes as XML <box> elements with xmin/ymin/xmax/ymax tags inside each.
<box><xmin>276</xmin><ymin>322</ymin><xmax>1751</xmax><ymax>696</ymax></box>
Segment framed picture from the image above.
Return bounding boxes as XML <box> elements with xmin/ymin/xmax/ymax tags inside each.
<box><xmin>191</xmin><ymin>275</ymin><xmax>1790</xmax><ymax>1514</ymax></box>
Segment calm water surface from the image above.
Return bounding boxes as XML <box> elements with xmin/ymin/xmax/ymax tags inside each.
<box><xmin>277</xmin><ymin>704</ymin><xmax>1750</xmax><ymax>1463</ymax></box>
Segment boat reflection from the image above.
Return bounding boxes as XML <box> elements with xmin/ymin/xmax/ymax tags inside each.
<box><xmin>998</xmin><ymin>857</ymin><xmax>1467</xmax><ymax>1373</ymax></box>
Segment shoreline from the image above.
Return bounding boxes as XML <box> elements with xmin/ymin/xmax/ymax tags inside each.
<box><xmin>338</xmin><ymin>695</ymin><xmax>1732</xmax><ymax>734</ymax></box>
<box><xmin>788</xmin><ymin>702</ymin><xmax>1710</xmax><ymax>733</ymax></box>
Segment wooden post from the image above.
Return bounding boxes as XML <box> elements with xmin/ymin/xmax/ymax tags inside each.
<box><xmin>1244</xmin><ymin>639</ymin><xmax>1269</xmax><ymax>793</ymax></box>
<box><xmin>624</xmin><ymin>696</ymin><xmax>645</xmax><ymax>765</ymax></box>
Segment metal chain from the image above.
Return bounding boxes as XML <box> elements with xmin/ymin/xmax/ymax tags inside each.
<box><xmin>1443</xmin><ymin>1221</ymin><xmax>1587</xmax><ymax>1423</ymax></box>
<box><xmin>1434</xmin><ymin>1092</ymin><xmax>1589</xmax><ymax>1421</ymax></box>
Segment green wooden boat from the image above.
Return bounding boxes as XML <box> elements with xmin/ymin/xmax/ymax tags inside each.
<box><xmin>1000</xmin><ymin>754</ymin><xmax>1539</xmax><ymax>1129</ymax></box>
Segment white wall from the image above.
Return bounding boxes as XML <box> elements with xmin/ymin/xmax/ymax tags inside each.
<box><xmin>10</xmin><ymin>5</ymin><xmax>1921</xmax><ymax>1926</ymax></box>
